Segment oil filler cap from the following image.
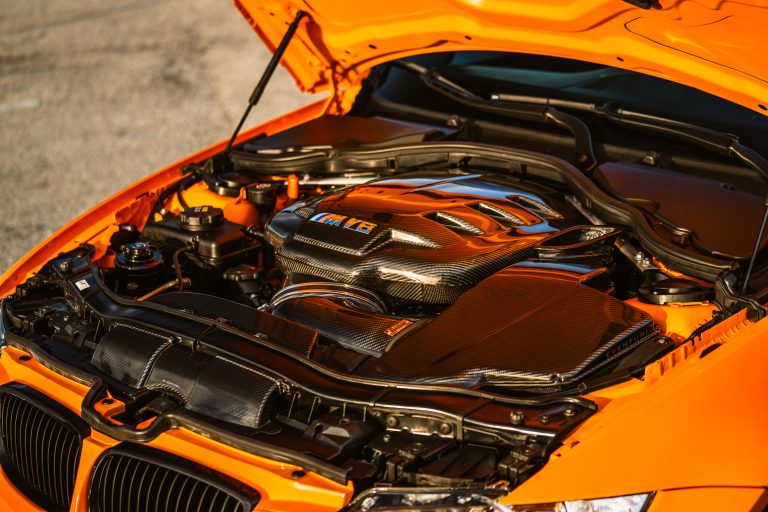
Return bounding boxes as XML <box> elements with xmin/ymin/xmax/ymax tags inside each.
<box><xmin>180</xmin><ymin>206</ymin><xmax>224</xmax><ymax>231</ymax></box>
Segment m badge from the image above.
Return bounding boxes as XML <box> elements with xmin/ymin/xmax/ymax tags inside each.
<box><xmin>310</xmin><ymin>213</ymin><xmax>377</xmax><ymax>235</ymax></box>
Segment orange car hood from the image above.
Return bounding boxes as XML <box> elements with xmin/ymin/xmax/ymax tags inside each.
<box><xmin>234</xmin><ymin>0</ymin><xmax>768</xmax><ymax>115</ymax></box>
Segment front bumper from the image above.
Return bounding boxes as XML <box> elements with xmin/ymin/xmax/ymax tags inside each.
<box><xmin>2</xmin><ymin>347</ymin><xmax>767</xmax><ymax>512</ymax></box>
<box><xmin>0</xmin><ymin>345</ymin><xmax>352</xmax><ymax>512</ymax></box>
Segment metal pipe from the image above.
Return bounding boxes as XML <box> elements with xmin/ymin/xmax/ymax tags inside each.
<box><xmin>137</xmin><ymin>278</ymin><xmax>191</xmax><ymax>302</ymax></box>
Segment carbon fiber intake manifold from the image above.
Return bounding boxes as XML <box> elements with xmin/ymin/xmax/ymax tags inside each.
<box><xmin>265</xmin><ymin>171</ymin><xmax>590</xmax><ymax>304</ymax></box>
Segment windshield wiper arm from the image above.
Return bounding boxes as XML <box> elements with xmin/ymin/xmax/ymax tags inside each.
<box><xmin>393</xmin><ymin>60</ymin><xmax>597</xmax><ymax>172</ymax></box>
<box><xmin>490</xmin><ymin>93</ymin><xmax>768</xmax><ymax>183</ymax></box>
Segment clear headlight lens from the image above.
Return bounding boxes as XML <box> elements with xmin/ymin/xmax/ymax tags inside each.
<box><xmin>508</xmin><ymin>493</ymin><xmax>654</xmax><ymax>512</ymax></box>
<box><xmin>343</xmin><ymin>489</ymin><xmax>653</xmax><ymax>512</ymax></box>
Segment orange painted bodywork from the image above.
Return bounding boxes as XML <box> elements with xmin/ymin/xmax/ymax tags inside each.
<box><xmin>2</xmin><ymin>1</ymin><xmax>768</xmax><ymax>510</ymax></box>
<box><xmin>0</xmin><ymin>346</ymin><xmax>353</xmax><ymax>512</ymax></box>
<box><xmin>501</xmin><ymin>308</ymin><xmax>768</xmax><ymax>507</ymax></box>
<box><xmin>237</xmin><ymin>0</ymin><xmax>768</xmax><ymax>116</ymax></box>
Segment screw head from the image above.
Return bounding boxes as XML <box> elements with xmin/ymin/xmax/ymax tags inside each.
<box><xmin>385</xmin><ymin>415</ymin><xmax>399</xmax><ymax>428</ymax></box>
<box><xmin>439</xmin><ymin>422</ymin><xmax>452</xmax><ymax>434</ymax></box>
<box><xmin>564</xmin><ymin>407</ymin><xmax>576</xmax><ymax>417</ymax></box>
<box><xmin>539</xmin><ymin>415</ymin><xmax>551</xmax><ymax>424</ymax></box>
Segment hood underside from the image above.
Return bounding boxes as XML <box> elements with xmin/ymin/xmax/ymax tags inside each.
<box><xmin>234</xmin><ymin>0</ymin><xmax>768</xmax><ymax>115</ymax></box>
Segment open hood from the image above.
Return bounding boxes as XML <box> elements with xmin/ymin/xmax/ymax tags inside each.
<box><xmin>234</xmin><ymin>0</ymin><xmax>768</xmax><ymax>115</ymax></box>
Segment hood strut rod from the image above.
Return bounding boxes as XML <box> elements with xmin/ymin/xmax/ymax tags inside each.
<box><xmin>225</xmin><ymin>10</ymin><xmax>307</xmax><ymax>154</ymax></box>
<box><xmin>742</xmin><ymin>198</ymin><xmax>768</xmax><ymax>294</ymax></box>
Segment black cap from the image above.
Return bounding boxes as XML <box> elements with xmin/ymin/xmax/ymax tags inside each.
<box><xmin>116</xmin><ymin>241</ymin><xmax>163</xmax><ymax>270</ymax></box>
<box><xmin>246</xmin><ymin>182</ymin><xmax>277</xmax><ymax>207</ymax></box>
<box><xmin>179</xmin><ymin>206</ymin><xmax>224</xmax><ymax>231</ymax></box>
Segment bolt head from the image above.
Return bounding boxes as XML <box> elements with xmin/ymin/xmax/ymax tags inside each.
<box><xmin>509</xmin><ymin>411</ymin><xmax>525</xmax><ymax>425</ymax></box>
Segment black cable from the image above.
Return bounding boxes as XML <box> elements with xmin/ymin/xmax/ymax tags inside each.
<box><xmin>176</xmin><ymin>180</ymin><xmax>191</xmax><ymax>211</ymax></box>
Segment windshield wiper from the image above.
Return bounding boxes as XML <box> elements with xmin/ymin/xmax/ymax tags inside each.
<box><xmin>393</xmin><ymin>60</ymin><xmax>598</xmax><ymax>172</ymax></box>
<box><xmin>490</xmin><ymin>92</ymin><xmax>768</xmax><ymax>183</ymax></box>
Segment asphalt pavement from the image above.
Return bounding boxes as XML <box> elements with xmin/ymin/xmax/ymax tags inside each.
<box><xmin>0</xmin><ymin>0</ymin><xmax>312</xmax><ymax>273</ymax></box>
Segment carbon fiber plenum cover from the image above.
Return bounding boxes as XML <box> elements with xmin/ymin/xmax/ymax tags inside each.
<box><xmin>353</xmin><ymin>264</ymin><xmax>654</xmax><ymax>387</ymax></box>
<box><xmin>266</xmin><ymin>171</ymin><xmax>583</xmax><ymax>304</ymax></box>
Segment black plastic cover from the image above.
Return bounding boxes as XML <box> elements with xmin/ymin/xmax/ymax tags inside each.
<box><xmin>243</xmin><ymin>115</ymin><xmax>451</xmax><ymax>153</ymax></box>
<box><xmin>594</xmin><ymin>162</ymin><xmax>767</xmax><ymax>258</ymax></box>
<box><xmin>150</xmin><ymin>291</ymin><xmax>317</xmax><ymax>357</ymax></box>
<box><xmin>143</xmin><ymin>214</ymin><xmax>259</xmax><ymax>268</ymax></box>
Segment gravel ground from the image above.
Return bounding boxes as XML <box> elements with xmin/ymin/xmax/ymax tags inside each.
<box><xmin>0</xmin><ymin>0</ymin><xmax>313</xmax><ymax>273</ymax></box>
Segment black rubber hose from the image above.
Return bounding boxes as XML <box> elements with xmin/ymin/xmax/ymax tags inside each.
<box><xmin>148</xmin><ymin>175</ymin><xmax>196</xmax><ymax>223</ymax></box>
<box><xmin>172</xmin><ymin>246</ymin><xmax>190</xmax><ymax>291</ymax></box>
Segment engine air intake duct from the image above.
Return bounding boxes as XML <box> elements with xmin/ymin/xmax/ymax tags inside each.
<box><xmin>91</xmin><ymin>323</ymin><xmax>280</xmax><ymax>429</ymax></box>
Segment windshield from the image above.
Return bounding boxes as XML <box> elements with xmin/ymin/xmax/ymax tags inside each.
<box><xmin>375</xmin><ymin>51</ymin><xmax>768</xmax><ymax>154</ymax></box>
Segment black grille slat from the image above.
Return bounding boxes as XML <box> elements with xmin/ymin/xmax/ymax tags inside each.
<box><xmin>42</xmin><ymin>413</ymin><xmax>57</xmax><ymax>502</ymax></box>
<box><xmin>89</xmin><ymin>446</ymin><xmax>259</xmax><ymax>512</ymax></box>
<box><xmin>142</xmin><ymin>463</ymin><xmax>160</xmax><ymax>512</ymax></box>
<box><xmin>197</xmin><ymin>484</ymin><xmax>210</xmax><ymax>512</ymax></box>
<box><xmin>33</xmin><ymin>411</ymin><xmax>49</xmax><ymax>497</ymax></box>
<box><xmin>126</xmin><ymin>457</ymin><xmax>141</xmax><ymax>512</ymax></box>
<box><xmin>0</xmin><ymin>384</ymin><xmax>87</xmax><ymax>512</ymax></box>
<box><xmin>62</xmin><ymin>428</ymin><xmax>76</xmax><ymax>504</ymax></box>
<box><xmin>112</xmin><ymin>455</ymin><xmax>126</xmax><ymax>512</ymax></box>
<box><xmin>52</xmin><ymin>424</ymin><xmax>68</xmax><ymax>507</ymax></box>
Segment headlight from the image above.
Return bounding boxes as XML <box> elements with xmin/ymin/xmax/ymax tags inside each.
<box><xmin>0</xmin><ymin>298</ymin><xmax>6</xmax><ymax>351</ymax></box>
<box><xmin>343</xmin><ymin>487</ymin><xmax>511</xmax><ymax>511</ymax></box>
<box><xmin>508</xmin><ymin>493</ymin><xmax>654</xmax><ymax>512</ymax></box>
<box><xmin>343</xmin><ymin>489</ymin><xmax>654</xmax><ymax>512</ymax></box>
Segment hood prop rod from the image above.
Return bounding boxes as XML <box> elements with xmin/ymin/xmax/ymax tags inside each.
<box><xmin>742</xmin><ymin>196</ymin><xmax>768</xmax><ymax>294</ymax></box>
<box><xmin>225</xmin><ymin>10</ymin><xmax>308</xmax><ymax>155</ymax></box>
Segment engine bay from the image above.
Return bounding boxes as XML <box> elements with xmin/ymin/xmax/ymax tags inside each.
<box><xmin>4</xmin><ymin>114</ymin><xmax>756</xmax><ymax>494</ymax></box>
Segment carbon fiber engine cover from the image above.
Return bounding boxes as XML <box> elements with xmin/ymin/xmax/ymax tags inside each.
<box><xmin>266</xmin><ymin>171</ymin><xmax>584</xmax><ymax>304</ymax></box>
